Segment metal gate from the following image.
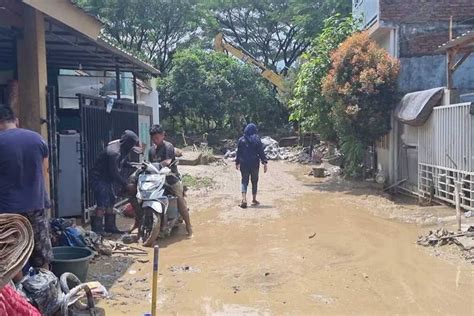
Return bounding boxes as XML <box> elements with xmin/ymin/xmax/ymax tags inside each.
<box><xmin>46</xmin><ymin>86</ymin><xmax>59</xmax><ymax>215</ymax></box>
<box><xmin>418</xmin><ymin>102</ymin><xmax>474</xmax><ymax>210</ymax></box>
<box><xmin>78</xmin><ymin>94</ymin><xmax>139</xmax><ymax>212</ymax></box>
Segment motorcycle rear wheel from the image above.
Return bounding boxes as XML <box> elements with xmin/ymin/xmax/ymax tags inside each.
<box><xmin>142</xmin><ymin>207</ymin><xmax>161</xmax><ymax>247</ymax></box>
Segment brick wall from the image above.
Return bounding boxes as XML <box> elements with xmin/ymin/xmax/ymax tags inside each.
<box><xmin>380</xmin><ymin>0</ymin><xmax>474</xmax><ymax>23</ymax></box>
<box><xmin>378</xmin><ymin>0</ymin><xmax>474</xmax><ymax>57</ymax></box>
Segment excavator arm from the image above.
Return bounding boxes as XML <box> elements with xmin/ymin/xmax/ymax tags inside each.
<box><xmin>214</xmin><ymin>33</ymin><xmax>287</xmax><ymax>92</ymax></box>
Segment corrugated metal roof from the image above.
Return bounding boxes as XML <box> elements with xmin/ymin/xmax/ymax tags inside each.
<box><xmin>438</xmin><ymin>30</ymin><xmax>474</xmax><ymax>52</ymax></box>
<box><xmin>66</xmin><ymin>1</ymin><xmax>159</xmax><ymax>75</ymax></box>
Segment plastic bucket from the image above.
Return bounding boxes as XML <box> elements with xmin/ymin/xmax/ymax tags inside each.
<box><xmin>51</xmin><ymin>246</ymin><xmax>94</xmax><ymax>282</ymax></box>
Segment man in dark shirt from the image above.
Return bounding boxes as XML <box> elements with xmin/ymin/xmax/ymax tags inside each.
<box><xmin>148</xmin><ymin>125</ymin><xmax>193</xmax><ymax>237</ymax></box>
<box><xmin>89</xmin><ymin>130</ymin><xmax>142</xmax><ymax>234</ymax></box>
<box><xmin>0</xmin><ymin>104</ymin><xmax>53</xmax><ymax>269</ymax></box>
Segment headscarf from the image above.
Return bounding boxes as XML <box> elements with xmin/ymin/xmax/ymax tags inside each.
<box><xmin>243</xmin><ymin>123</ymin><xmax>259</xmax><ymax>146</ymax></box>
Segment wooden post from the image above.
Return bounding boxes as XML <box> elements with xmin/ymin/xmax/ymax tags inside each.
<box><xmin>115</xmin><ymin>64</ymin><xmax>121</xmax><ymax>100</ymax></box>
<box><xmin>446</xmin><ymin>49</ymin><xmax>454</xmax><ymax>90</ymax></box>
<box><xmin>133</xmin><ymin>73</ymin><xmax>138</xmax><ymax>104</ymax></box>
<box><xmin>454</xmin><ymin>181</ymin><xmax>462</xmax><ymax>232</ymax></box>
<box><xmin>151</xmin><ymin>245</ymin><xmax>159</xmax><ymax>316</ymax></box>
<box><xmin>449</xmin><ymin>16</ymin><xmax>453</xmax><ymax>41</ymax></box>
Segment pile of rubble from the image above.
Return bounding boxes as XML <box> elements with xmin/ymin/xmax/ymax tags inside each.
<box><xmin>417</xmin><ymin>226</ymin><xmax>474</xmax><ymax>262</ymax></box>
<box><xmin>223</xmin><ymin>136</ymin><xmax>341</xmax><ymax>166</ymax></box>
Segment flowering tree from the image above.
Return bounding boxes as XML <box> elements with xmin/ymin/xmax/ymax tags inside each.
<box><xmin>322</xmin><ymin>31</ymin><xmax>400</xmax><ymax>176</ymax></box>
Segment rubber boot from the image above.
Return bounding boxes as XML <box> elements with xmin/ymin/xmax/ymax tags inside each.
<box><xmin>91</xmin><ymin>215</ymin><xmax>105</xmax><ymax>235</ymax></box>
<box><xmin>104</xmin><ymin>214</ymin><xmax>124</xmax><ymax>234</ymax></box>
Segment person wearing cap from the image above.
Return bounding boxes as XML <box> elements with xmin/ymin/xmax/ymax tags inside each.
<box><xmin>89</xmin><ymin>130</ymin><xmax>143</xmax><ymax>234</ymax></box>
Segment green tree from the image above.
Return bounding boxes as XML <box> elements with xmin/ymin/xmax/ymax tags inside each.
<box><xmin>289</xmin><ymin>14</ymin><xmax>356</xmax><ymax>141</ymax></box>
<box><xmin>75</xmin><ymin>0</ymin><xmax>203</xmax><ymax>73</ymax></box>
<box><xmin>158</xmin><ymin>48</ymin><xmax>286</xmax><ymax>134</ymax></box>
<box><xmin>204</xmin><ymin>0</ymin><xmax>351</xmax><ymax>73</ymax></box>
<box><xmin>322</xmin><ymin>31</ymin><xmax>400</xmax><ymax>176</ymax></box>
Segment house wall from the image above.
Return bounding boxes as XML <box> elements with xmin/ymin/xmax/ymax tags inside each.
<box><xmin>366</xmin><ymin>0</ymin><xmax>474</xmax><ymax>187</ymax></box>
<box><xmin>379</xmin><ymin>0</ymin><xmax>474</xmax><ymax>57</ymax></box>
<box><xmin>398</xmin><ymin>55</ymin><xmax>474</xmax><ymax>94</ymax></box>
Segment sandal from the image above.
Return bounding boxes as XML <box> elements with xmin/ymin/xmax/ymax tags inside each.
<box><xmin>240</xmin><ymin>201</ymin><xmax>247</xmax><ymax>209</ymax></box>
<box><xmin>252</xmin><ymin>200</ymin><xmax>260</xmax><ymax>206</ymax></box>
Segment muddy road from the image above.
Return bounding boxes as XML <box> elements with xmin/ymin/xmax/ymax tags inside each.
<box><xmin>92</xmin><ymin>162</ymin><xmax>474</xmax><ymax>315</ymax></box>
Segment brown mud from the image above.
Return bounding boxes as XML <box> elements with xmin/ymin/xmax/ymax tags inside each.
<box><xmin>90</xmin><ymin>162</ymin><xmax>474</xmax><ymax>315</ymax></box>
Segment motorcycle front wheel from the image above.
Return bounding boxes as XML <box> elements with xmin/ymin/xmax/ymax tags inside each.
<box><xmin>142</xmin><ymin>207</ymin><xmax>161</xmax><ymax>247</ymax></box>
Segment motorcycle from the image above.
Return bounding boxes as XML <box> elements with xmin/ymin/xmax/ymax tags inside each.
<box><xmin>127</xmin><ymin>161</ymin><xmax>182</xmax><ymax>246</ymax></box>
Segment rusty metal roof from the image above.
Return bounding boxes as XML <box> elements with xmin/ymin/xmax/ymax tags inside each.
<box><xmin>438</xmin><ymin>30</ymin><xmax>474</xmax><ymax>52</ymax></box>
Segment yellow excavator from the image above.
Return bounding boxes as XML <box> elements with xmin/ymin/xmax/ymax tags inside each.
<box><xmin>214</xmin><ymin>33</ymin><xmax>287</xmax><ymax>93</ymax></box>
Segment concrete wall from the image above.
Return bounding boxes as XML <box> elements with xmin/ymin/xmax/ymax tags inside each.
<box><xmin>398</xmin><ymin>55</ymin><xmax>474</xmax><ymax>94</ymax></box>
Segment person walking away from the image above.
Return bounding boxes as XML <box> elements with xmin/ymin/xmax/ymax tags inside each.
<box><xmin>0</xmin><ymin>104</ymin><xmax>53</xmax><ymax>270</ymax></box>
<box><xmin>148</xmin><ymin>125</ymin><xmax>193</xmax><ymax>237</ymax></box>
<box><xmin>236</xmin><ymin>123</ymin><xmax>268</xmax><ymax>208</ymax></box>
<box><xmin>89</xmin><ymin>130</ymin><xmax>142</xmax><ymax>235</ymax></box>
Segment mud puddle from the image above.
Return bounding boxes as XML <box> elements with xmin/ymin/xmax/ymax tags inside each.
<box><xmin>94</xmin><ymin>163</ymin><xmax>474</xmax><ymax>315</ymax></box>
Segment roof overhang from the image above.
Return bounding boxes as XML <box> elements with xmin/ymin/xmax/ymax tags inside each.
<box><xmin>44</xmin><ymin>19</ymin><xmax>159</xmax><ymax>76</ymax></box>
<box><xmin>0</xmin><ymin>0</ymin><xmax>159</xmax><ymax>76</ymax></box>
<box><xmin>22</xmin><ymin>0</ymin><xmax>102</xmax><ymax>40</ymax></box>
<box><xmin>437</xmin><ymin>30</ymin><xmax>474</xmax><ymax>53</ymax></box>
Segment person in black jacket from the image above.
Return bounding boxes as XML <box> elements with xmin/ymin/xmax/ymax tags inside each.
<box><xmin>235</xmin><ymin>123</ymin><xmax>268</xmax><ymax>208</ymax></box>
<box><xmin>89</xmin><ymin>130</ymin><xmax>142</xmax><ymax>234</ymax></box>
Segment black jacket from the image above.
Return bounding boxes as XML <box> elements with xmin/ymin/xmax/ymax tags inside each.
<box><xmin>90</xmin><ymin>130</ymin><xmax>139</xmax><ymax>187</ymax></box>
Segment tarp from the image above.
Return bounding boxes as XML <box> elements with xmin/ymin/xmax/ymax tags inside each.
<box><xmin>394</xmin><ymin>87</ymin><xmax>445</xmax><ymax>126</ymax></box>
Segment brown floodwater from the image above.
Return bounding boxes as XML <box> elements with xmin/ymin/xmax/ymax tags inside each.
<box><xmin>94</xmin><ymin>163</ymin><xmax>474</xmax><ymax>315</ymax></box>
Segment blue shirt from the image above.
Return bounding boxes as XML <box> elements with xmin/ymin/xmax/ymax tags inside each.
<box><xmin>0</xmin><ymin>128</ymin><xmax>50</xmax><ymax>213</ymax></box>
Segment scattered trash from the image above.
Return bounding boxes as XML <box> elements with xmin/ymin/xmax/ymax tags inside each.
<box><xmin>121</xmin><ymin>234</ymin><xmax>139</xmax><ymax>244</ymax></box>
<box><xmin>223</xmin><ymin>137</ymin><xmax>340</xmax><ymax>165</ymax></box>
<box><xmin>362</xmin><ymin>273</ymin><xmax>369</xmax><ymax>279</ymax></box>
<box><xmin>417</xmin><ymin>226</ymin><xmax>474</xmax><ymax>263</ymax></box>
<box><xmin>232</xmin><ymin>285</ymin><xmax>240</xmax><ymax>294</ymax></box>
<box><xmin>264</xmin><ymin>272</ymin><xmax>270</xmax><ymax>277</ymax></box>
<box><xmin>111</xmin><ymin>240</ymin><xmax>147</xmax><ymax>256</ymax></box>
<box><xmin>169</xmin><ymin>265</ymin><xmax>200</xmax><ymax>273</ymax></box>
<box><xmin>128</xmin><ymin>270</ymin><xmax>137</xmax><ymax>275</ymax></box>
<box><xmin>311</xmin><ymin>167</ymin><xmax>326</xmax><ymax>178</ymax></box>
<box><xmin>308</xmin><ymin>233</ymin><xmax>317</xmax><ymax>239</ymax></box>
<box><xmin>138</xmin><ymin>259</ymin><xmax>150</xmax><ymax>264</ymax></box>
<box><xmin>465</xmin><ymin>211</ymin><xmax>472</xmax><ymax>218</ymax></box>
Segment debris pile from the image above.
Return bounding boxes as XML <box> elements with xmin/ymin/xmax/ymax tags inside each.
<box><xmin>417</xmin><ymin>226</ymin><xmax>474</xmax><ymax>262</ymax></box>
<box><xmin>223</xmin><ymin>136</ymin><xmax>341</xmax><ymax>165</ymax></box>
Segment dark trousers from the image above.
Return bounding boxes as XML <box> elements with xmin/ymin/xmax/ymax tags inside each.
<box><xmin>241</xmin><ymin>166</ymin><xmax>259</xmax><ymax>195</ymax></box>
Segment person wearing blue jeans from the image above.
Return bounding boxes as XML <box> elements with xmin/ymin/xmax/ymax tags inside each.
<box><xmin>235</xmin><ymin>123</ymin><xmax>268</xmax><ymax>208</ymax></box>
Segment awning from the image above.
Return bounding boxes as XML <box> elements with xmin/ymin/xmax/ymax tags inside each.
<box><xmin>44</xmin><ymin>19</ymin><xmax>159</xmax><ymax>76</ymax></box>
<box><xmin>0</xmin><ymin>18</ymin><xmax>159</xmax><ymax>76</ymax></box>
<box><xmin>394</xmin><ymin>87</ymin><xmax>445</xmax><ymax>126</ymax></box>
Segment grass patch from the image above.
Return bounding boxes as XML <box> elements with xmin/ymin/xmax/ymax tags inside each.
<box><xmin>182</xmin><ymin>174</ymin><xmax>215</xmax><ymax>189</ymax></box>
